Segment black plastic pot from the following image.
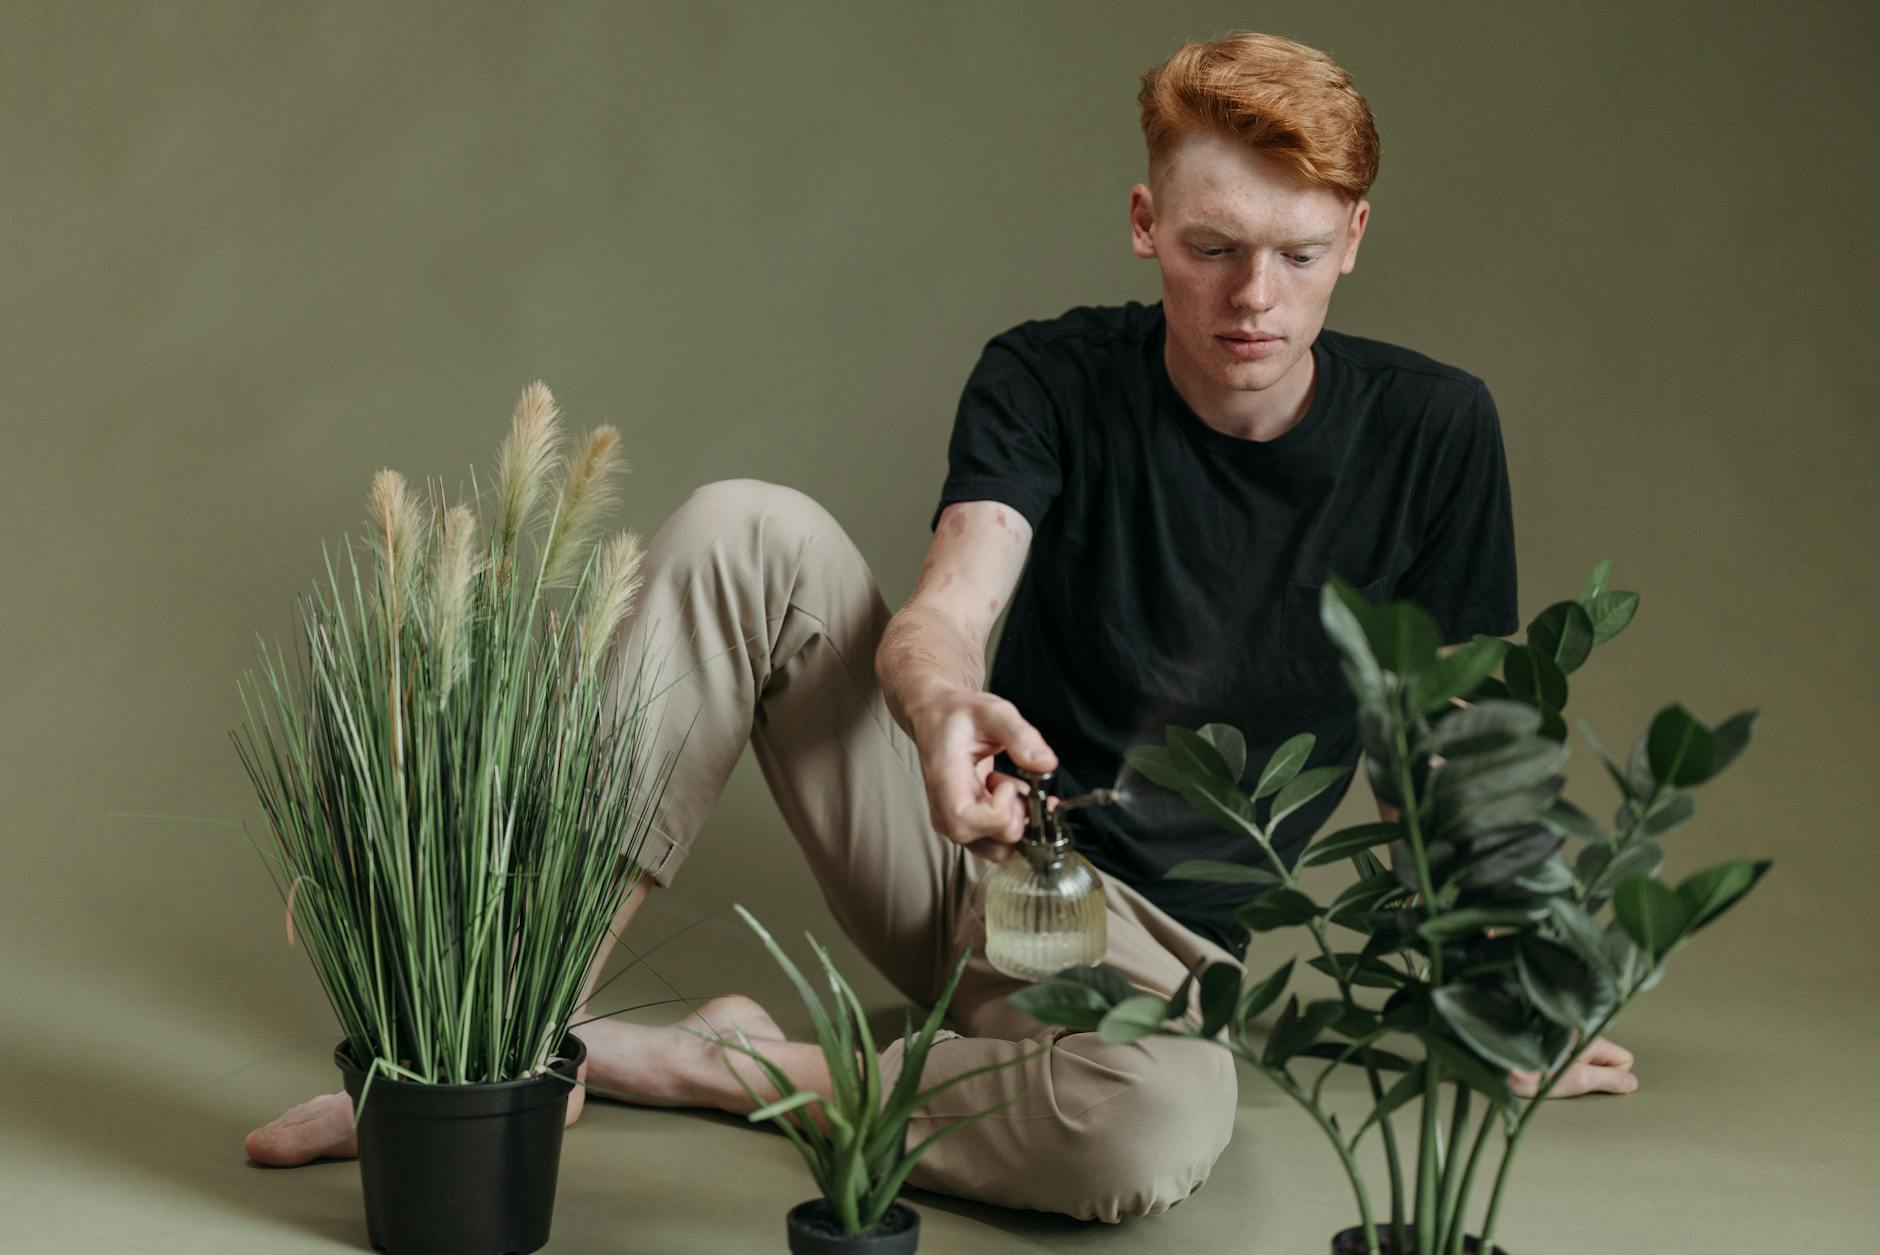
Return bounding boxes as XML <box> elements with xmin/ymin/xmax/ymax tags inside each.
<box><xmin>786</xmin><ymin>1199</ymin><xmax>921</xmax><ymax>1254</ymax></box>
<box><xmin>334</xmin><ymin>1034</ymin><xmax>585</xmax><ymax>1255</ymax></box>
<box><xmin>1332</xmin><ymin>1224</ymin><xmax>1508</xmax><ymax>1254</ymax></box>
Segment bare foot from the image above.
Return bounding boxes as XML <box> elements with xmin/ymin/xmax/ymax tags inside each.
<box><xmin>244</xmin><ymin>1090</ymin><xmax>360</xmax><ymax>1166</ymax></box>
<box><xmin>572</xmin><ymin>993</ymin><xmax>784</xmax><ymax>1109</ymax></box>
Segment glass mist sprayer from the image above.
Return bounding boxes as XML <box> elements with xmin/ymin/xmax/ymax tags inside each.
<box><xmin>983</xmin><ymin>768</ymin><xmax>1119</xmax><ymax>980</ymax></box>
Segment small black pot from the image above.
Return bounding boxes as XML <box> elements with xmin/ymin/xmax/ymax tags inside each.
<box><xmin>1331</xmin><ymin>1223</ymin><xmax>1509</xmax><ymax>1254</ymax></box>
<box><xmin>786</xmin><ymin>1199</ymin><xmax>921</xmax><ymax>1254</ymax></box>
<box><xmin>334</xmin><ymin>1034</ymin><xmax>585</xmax><ymax>1255</ymax></box>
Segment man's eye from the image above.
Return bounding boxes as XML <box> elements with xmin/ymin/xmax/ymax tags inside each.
<box><xmin>1288</xmin><ymin>254</ymin><xmax>1319</xmax><ymax>265</ymax></box>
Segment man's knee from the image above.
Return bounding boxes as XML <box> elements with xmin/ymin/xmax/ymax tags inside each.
<box><xmin>1047</xmin><ymin>1036</ymin><xmax>1238</xmax><ymax>1222</ymax></box>
<box><xmin>675</xmin><ymin>478</ymin><xmax>833</xmax><ymax>550</ymax></box>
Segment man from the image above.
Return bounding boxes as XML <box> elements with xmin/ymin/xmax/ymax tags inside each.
<box><xmin>245</xmin><ymin>30</ymin><xmax>1635</xmax><ymax>1220</ymax></box>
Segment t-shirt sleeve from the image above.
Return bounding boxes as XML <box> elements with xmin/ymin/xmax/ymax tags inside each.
<box><xmin>1394</xmin><ymin>381</ymin><xmax>1521</xmax><ymax>644</ymax></box>
<box><xmin>929</xmin><ymin>336</ymin><xmax>1064</xmax><ymax>532</ymax></box>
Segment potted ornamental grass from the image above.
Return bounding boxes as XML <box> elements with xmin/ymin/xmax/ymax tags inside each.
<box><xmin>703</xmin><ymin>905</ymin><xmax>1038</xmax><ymax>1254</ymax></box>
<box><xmin>1008</xmin><ymin>560</ymin><xmax>1768</xmax><ymax>1255</ymax></box>
<box><xmin>231</xmin><ymin>381</ymin><xmax>677</xmax><ymax>1255</ymax></box>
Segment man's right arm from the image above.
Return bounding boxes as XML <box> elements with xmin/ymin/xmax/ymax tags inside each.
<box><xmin>877</xmin><ymin>500</ymin><xmax>1058</xmax><ymax>860</ymax></box>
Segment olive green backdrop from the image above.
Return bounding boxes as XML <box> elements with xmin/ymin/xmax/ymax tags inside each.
<box><xmin>3</xmin><ymin>2</ymin><xmax>1873</xmax><ymax>1252</ymax></box>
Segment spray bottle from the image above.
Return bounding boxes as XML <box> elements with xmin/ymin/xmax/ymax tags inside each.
<box><xmin>983</xmin><ymin>768</ymin><xmax>1120</xmax><ymax>980</ymax></box>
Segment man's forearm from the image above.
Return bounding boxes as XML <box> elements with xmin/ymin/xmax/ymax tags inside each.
<box><xmin>876</xmin><ymin>605</ymin><xmax>987</xmax><ymax>738</ymax></box>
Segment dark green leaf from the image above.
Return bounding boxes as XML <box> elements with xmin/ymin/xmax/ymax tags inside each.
<box><xmin>1369</xmin><ymin>602</ymin><xmax>1443</xmax><ymax>675</ymax></box>
<box><xmin>1526</xmin><ymin>600</ymin><xmax>1596</xmax><ymax>675</ymax></box>
<box><xmin>1253</xmin><ymin>732</ymin><xmax>1316</xmax><ymax>802</ymax></box>
<box><xmin>1301</xmin><ymin>821</ymin><xmax>1401</xmax><ymax>868</ymax></box>
<box><xmin>1421</xmin><ymin>1033</ymin><xmax>1517</xmax><ymax>1111</ymax></box>
<box><xmin>1430</xmin><ymin>985</ymin><xmax>1548</xmax><ymax>1072</ymax></box>
<box><xmin>1098</xmin><ymin>994</ymin><xmax>1174</xmax><ymax>1044</ymax></box>
<box><xmin>1540</xmin><ymin>797</ymin><xmax>1607</xmax><ymax>843</ymax></box>
<box><xmin>1587</xmin><ymin>839</ymin><xmax>1665</xmax><ymax>895</ymax></box>
<box><xmin>1704</xmin><ymin>710</ymin><xmax>1759</xmax><ymax>782</ymax></box>
<box><xmin>1412</xmin><ymin>636</ymin><xmax>1510</xmax><ymax>714</ymax></box>
<box><xmin>1237</xmin><ymin>958</ymin><xmax>1294</xmax><ymax>1023</ymax></box>
<box><xmin>1576</xmin><ymin>558</ymin><xmax>1613</xmax><ymax>604</ymax></box>
<box><xmin>1647</xmin><ymin>705</ymin><xmax>1718</xmax><ymax>789</ymax></box>
<box><xmin>1328</xmin><ymin>871</ymin><xmax>1408</xmax><ymax>926</ymax></box>
<box><xmin>1197</xmin><ymin>723</ymin><xmax>1249</xmax><ymax>785</ymax></box>
<box><xmin>1165</xmin><ymin>959</ymin><xmax>1202</xmax><ymax>1021</ymax></box>
<box><xmin>1454</xmin><ymin>828</ymin><xmax>1564</xmax><ymax>890</ymax></box>
<box><xmin>1351</xmin><ymin>1066</ymin><xmax>1425</xmax><ymax>1147</ymax></box>
<box><xmin>1198</xmin><ymin>961</ymin><xmax>1242</xmax><ymax>1037</ymax></box>
<box><xmin>1431</xmin><ymin>735</ymin><xmax>1569</xmax><ymax>801</ymax></box>
<box><xmin>1676</xmin><ymin>858</ymin><xmax>1772</xmax><ymax>933</ymax></box>
<box><xmin>1307</xmin><ymin>951</ymin><xmax>1407</xmax><ymax>989</ymax></box>
<box><xmin>1578</xmin><ymin>720</ymin><xmax>1636</xmax><ymax>802</ymax></box>
<box><xmin>1265</xmin><ymin>997</ymin><xmax>1345</xmax><ymax>1067</ymax></box>
<box><xmin>1612</xmin><ymin>876</ymin><xmax>1695</xmax><ymax>959</ymax></box>
<box><xmin>1123</xmin><ymin>744</ymin><xmax>1188</xmax><ymax>792</ymax></box>
<box><xmin>1166</xmin><ymin>858</ymin><xmax>1281</xmax><ymax>886</ymax></box>
<box><xmin>1544</xmin><ymin>898</ymin><xmax>1617</xmax><ymax>979</ymax></box>
<box><xmin>1176</xmin><ymin>772</ymin><xmax>1259</xmax><ymax>838</ymax></box>
<box><xmin>1512</xmin><ymin>852</ymin><xmax>1576</xmax><ymax>895</ymax></box>
<box><xmin>1169</xmin><ymin>725</ymin><xmax>1234</xmax><ymax>785</ymax></box>
<box><xmin>1235</xmin><ymin>888</ymin><xmax>1322</xmax><ymax>933</ymax></box>
<box><xmin>1296</xmin><ymin>1041</ymin><xmax>1415</xmax><ymax>1072</ymax></box>
<box><xmin>1421</xmin><ymin>699</ymin><xmax>1542</xmax><ymax>756</ymax></box>
<box><xmin>1262</xmin><ymin>995</ymin><xmax>1299</xmax><ymax>1067</ymax></box>
<box><xmin>1269</xmin><ymin>764</ymin><xmax>1353</xmax><ymax>828</ymax></box>
<box><xmin>1585</xmin><ymin>590</ymin><xmax>1639</xmax><ymax>645</ymax></box>
<box><xmin>1641</xmin><ymin>792</ymin><xmax>1696</xmax><ymax>837</ymax></box>
<box><xmin>1434</xmin><ymin>777</ymin><xmax>1564</xmax><ymax>841</ymax></box>
<box><xmin>1004</xmin><ymin>980</ymin><xmax>1112</xmax><ymax>1031</ymax></box>
<box><xmin>1516</xmin><ymin>935</ymin><xmax>1615</xmax><ymax>1032</ymax></box>
<box><xmin>1624</xmin><ymin>728</ymin><xmax>1656</xmax><ymax>802</ymax></box>
<box><xmin>1503</xmin><ymin>644</ymin><xmax>1569</xmax><ymax>711</ymax></box>
<box><xmin>1321</xmin><ymin>579</ymin><xmax>1383</xmax><ymax>693</ymax></box>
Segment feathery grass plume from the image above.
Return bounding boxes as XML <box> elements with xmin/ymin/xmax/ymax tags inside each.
<box><xmin>542</xmin><ymin>424</ymin><xmax>628</xmax><ymax>590</ymax></box>
<box><xmin>495</xmin><ymin>380</ymin><xmax>563</xmax><ymax>560</ymax></box>
<box><xmin>365</xmin><ymin>468</ymin><xmax>431</xmax><ymax>637</ymax></box>
<box><xmin>430</xmin><ymin>504</ymin><xmax>481</xmax><ymax>705</ymax></box>
<box><xmin>579</xmin><ymin>529</ymin><xmax>646</xmax><ymax>679</ymax></box>
<box><xmin>231</xmin><ymin>380</ymin><xmax>682</xmax><ymax>1100</ymax></box>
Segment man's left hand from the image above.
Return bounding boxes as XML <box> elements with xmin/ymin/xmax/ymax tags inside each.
<box><xmin>1508</xmin><ymin>1034</ymin><xmax>1638</xmax><ymax>1098</ymax></box>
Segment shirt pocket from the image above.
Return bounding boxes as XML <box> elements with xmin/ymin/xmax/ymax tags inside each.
<box><xmin>1277</xmin><ymin>572</ymin><xmax>1393</xmax><ymax>700</ymax></box>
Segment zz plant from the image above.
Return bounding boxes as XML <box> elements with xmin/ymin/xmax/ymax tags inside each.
<box><xmin>1007</xmin><ymin>560</ymin><xmax>1767</xmax><ymax>1255</ymax></box>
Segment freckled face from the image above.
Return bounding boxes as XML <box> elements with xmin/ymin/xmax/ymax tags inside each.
<box><xmin>1129</xmin><ymin>131</ymin><xmax>1368</xmax><ymax>399</ymax></box>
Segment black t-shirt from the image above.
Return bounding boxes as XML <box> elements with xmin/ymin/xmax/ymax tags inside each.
<box><xmin>930</xmin><ymin>300</ymin><xmax>1519</xmax><ymax>956</ymax></box>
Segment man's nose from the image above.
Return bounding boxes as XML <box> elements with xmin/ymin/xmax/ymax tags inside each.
<box><xmin>1229</xmin><ymin>255</ymin><xmax>1275</xmax><ymax>310</ymax></box>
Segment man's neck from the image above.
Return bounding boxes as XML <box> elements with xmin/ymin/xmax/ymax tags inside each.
<box><xmin>1164</xmin><ymin>337</ymin><xmax>1317</xmax><ymax>443</ymax></box>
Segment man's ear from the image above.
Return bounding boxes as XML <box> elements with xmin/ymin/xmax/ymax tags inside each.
<box><xmin>1129</xmin><ymin>183</ymin><xmax>1157</xmax><ymax>259</ymax></box>
<box><xmin>1339</xmin><ymin>198</ymin><xmax>1370</xmax><ymax>275</ymax></box>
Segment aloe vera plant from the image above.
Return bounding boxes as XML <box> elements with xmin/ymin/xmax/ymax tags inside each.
<box><xmin>1006</xmin><ymin>560</ymin><xmax>1767</xmax><ymax>1255</ymax></box>
<box><xmin>708</xmin><ymin>905</ymin><xmax>1038</xmax><ymax>1238</ymax></box>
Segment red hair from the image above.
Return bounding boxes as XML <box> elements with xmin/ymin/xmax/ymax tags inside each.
<box><xmin>1138</xmin><ymin>32</ymin><xmax>1380</xmax><ymax>205</ymax></box>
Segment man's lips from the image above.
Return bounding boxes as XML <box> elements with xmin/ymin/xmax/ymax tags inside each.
<box><xmin>1217</xmin><ymin>332</ymin><xmax>1283</xmax><ymax>357</ymax></box>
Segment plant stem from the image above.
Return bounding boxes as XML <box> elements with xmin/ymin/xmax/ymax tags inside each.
<box><xmin>1305</xmin><ymin>915</ymin><xmax>1409</xmax><ymax>1254</ymax></box>
<box><xmin>1392</xmin><ymin>713</ymin><xmax>1443</xmax><ymax>1255</ymax></box>
<box><xmin>1260</xmin><ymin>1054</ymin><xmax>1380</xmax><ymax>1255</ymax></box>
<box><xmin>1476</xmin><ymin>1002</ymin><xmax>1623</xmax><ymax>1252</ymax></box>
<box><xmin>1441</xmin><ymin>1105</ymin><xmax>1497</xmax><ymax>1255</ymax></box>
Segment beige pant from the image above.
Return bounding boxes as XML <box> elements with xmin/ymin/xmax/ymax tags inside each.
<box><xmin>611</xmin><ymin>478</ymin><xmax>1242</xmax><ymax>1222</ymax></box>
